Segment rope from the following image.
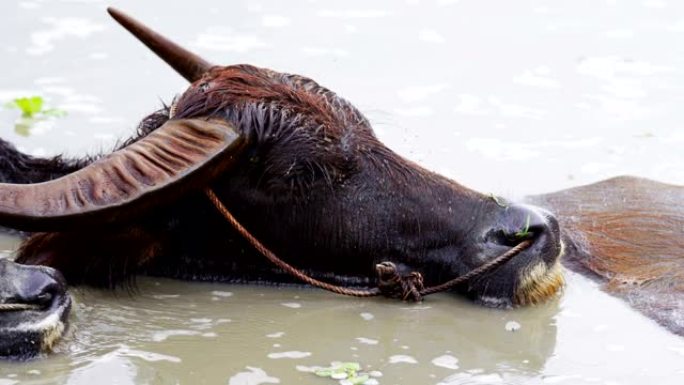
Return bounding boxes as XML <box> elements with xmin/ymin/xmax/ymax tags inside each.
<box><xmin>419</xmin><ymin>239</ymin><xmax>532</xmax><ymax>296</ymax></box>
<box><xmin>205</xmin><ymin>189</ymin><xmax>532</xmax><ymax>301</ymax></box>
<box><xmin>206</xmin><ymin>189</ymin><xmax>381</xmax><ymax>298</ymax></box>
<box><xmin>0</xmin><ymin>303</ymin><xmax>41</xmax><ymax>311</ymax></box>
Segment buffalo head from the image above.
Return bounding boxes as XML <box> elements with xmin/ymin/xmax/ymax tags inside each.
<box><xmin>0</xmin><ymin>258</ymin><xmax>70</xmax><ymax>359</ymax></box>
<box><xmin>0</xmin><ymin>8</ymin><xmax>564</xmax><ymax>320</ymax></box>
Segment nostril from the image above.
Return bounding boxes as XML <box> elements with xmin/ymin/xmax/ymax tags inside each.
<box><xmin>512</xmin><ymin>223</ymin><xmax>546</xmax><ymax>240</ymax></box>
<box><xmin>489</xmin><ymin>225</ymin><xmax>541</xmax><ymax>247</ymax></box>
<box><xmin>487</xmin><ymin>204</ymin><xmax>554</xmax><ymax>247</ymax></box>
<box><xmin>3</xmin><ymin>286</ymin><xmax>57</xmax><ymax>310</ymax></box>
<box><xmin>17</xmin><ymin>268</ymin><xmax>66</xmax><ymax>310</ymax></box>
<box><xmin>32</xmin><ymin>284</ymin><xmax>59</xmax><ymax>308</ymax></box>
<box><xmin>486</xmin><ymin>228</ymin><xmax>532</xmax><ymax>247</ymax></box>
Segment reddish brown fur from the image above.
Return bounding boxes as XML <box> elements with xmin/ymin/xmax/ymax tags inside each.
<box><xmin>530</xmin><ymin>176</ymin><xmax>684</xmax><ymax>335</ymax></box>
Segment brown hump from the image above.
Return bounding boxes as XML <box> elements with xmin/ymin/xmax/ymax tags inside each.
<box><xmin>0</xmin><ymin>119</ymin><xmax>245</xmax><ymax>231</ymax></box>
<box><xmin>527</xmin><ymin>176</ymin><xmax>684</xmax><ymax>336</ymax></box>
<box><xmin>107</xmin><ymin>7</ymin><xmax>213</xmax><ymax>82</ymax></box>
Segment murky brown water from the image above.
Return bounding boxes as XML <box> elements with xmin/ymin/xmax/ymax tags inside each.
<box><xmin>1</xmin><ymin>245</ymin><xmax>683</xmax><ymax>384</ymax></box>
<box><xmin>1</xmin><ymin>0</ymin><xmax>684</xmax><ymax>383</ymax></box>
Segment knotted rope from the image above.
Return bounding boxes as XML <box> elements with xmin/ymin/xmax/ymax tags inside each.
<box><xmin>205</xmin><ymin>189</ymin><xmax>532</xmax><ymax>302</ymax></box>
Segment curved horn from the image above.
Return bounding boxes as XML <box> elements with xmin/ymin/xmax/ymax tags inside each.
<box><xmin>107</xmin><ymin>7</ymin><xmax>213</xmax><ymax>82</ymax></box>
<box><xmin>0</xmin><ymin>119</ymin><xmax>246</xmax><ymax>231</ymax></box>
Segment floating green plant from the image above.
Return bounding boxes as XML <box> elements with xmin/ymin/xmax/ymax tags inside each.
<box><xmin>515</xmin><ymin>214</ymin><xmax>532</xmax><ymax>239</ymax></box>
<box><xmin>312</xmin><ymin>362</ymin><xmax>380</xmax><ymax>385</ymax></box>
<box><xmin>4</xmin><ymin>96</ymin><xmax>67</xmax><ymax>137</ymax></box>
<box><xmin>5</xmin><ymin>96</ymin><xmax>66</xmax><ymax>118</ymax></box>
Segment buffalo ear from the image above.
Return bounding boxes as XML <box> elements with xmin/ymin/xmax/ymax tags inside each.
<box><xmin>0</xmin><ymin>118</ymin><xmax>246</xmax><ymax>231</ymax></box>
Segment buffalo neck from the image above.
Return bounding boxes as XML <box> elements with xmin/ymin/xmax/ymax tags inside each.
<box><xmin>213</xmin><ymin>148</ymin><xmax>492</xmax><ymax>285</ymax></box>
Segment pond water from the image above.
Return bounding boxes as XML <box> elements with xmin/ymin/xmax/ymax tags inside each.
<box><xmin>1</xmin><ymin>0</ymin><xmax>683</xmax><ymax>384</ymax></box>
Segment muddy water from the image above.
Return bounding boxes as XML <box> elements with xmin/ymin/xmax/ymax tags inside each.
<box><xmin>1</xmin><ymin>0</ymin><xmax>683</xmax><ymax>384</ymax></box>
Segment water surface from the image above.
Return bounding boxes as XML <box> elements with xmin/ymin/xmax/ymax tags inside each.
<box><xmin>1</xmin><ymin>0</ymin><xmax>683</xmax><ymax>384</ymax></box>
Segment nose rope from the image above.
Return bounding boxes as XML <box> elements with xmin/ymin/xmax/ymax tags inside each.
<box><xmin>206</xmin><ymin>189</ymin><xmax>532</xmax><ymax>302</ymax></box>
<box><xmin>0</xmin><ymin>303</ymin><xmax>41</xmax><ymax>312</ymax></box>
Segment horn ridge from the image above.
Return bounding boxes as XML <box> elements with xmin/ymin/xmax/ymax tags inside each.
<box><xmin>107</xmin><ymin>7</ymin><xmax>213</xmax><ymax>82</ymax></box>
<box><xmin>0</xmin><ymin>119</ymin><xmax>246</xmax><ymax>231</ymax></box>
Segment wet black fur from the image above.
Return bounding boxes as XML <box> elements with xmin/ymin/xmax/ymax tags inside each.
<box><xmin>6</xmin><ymin>65</ymin><xmax>561</xmax><ymax>305</ymax></box>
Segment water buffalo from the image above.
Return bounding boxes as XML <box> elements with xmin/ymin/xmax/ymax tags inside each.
<box><xmin>528</xmin><ymin>176</ymin><xmax>684</xmax><ymax>336</ymax></box>
<box><xmin>4</xmin><ymin>8</ymin><xmax>683</xmax><ymax>359</ymax></box>
<box><xmin>0</xmin><ymin>8</ymin><xmax>564</xmax><ymax>358</ymax></box>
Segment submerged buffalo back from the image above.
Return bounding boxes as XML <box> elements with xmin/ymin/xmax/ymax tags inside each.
<box><xmin>529</xmin><ymin>176</ymin><xmax>684</xmax><ymax>335</ymax></box>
